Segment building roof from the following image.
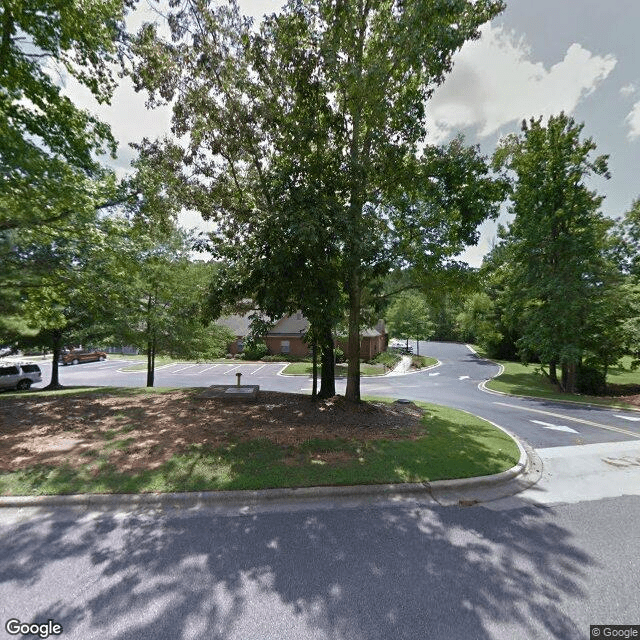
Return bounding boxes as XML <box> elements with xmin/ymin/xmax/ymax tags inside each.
<box><xmin>215</xmin><ymin>314</ymin><xmax>253</xmax><ymax>337</ymax></box>
<box><xmin>268</xmin><ymin>313</ymin><xmax>309</xmax><ymax>336</ymax></box>
<box><xmin>217</xmin><ymin>311</ymin><xmax>385</xmax><ymax>339</ymax></box>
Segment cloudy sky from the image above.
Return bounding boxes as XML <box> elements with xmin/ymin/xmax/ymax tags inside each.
<box><xmin>68</xmin><ymin>0</ymin><xmax>640</xmax><ymax>266</ymax></box>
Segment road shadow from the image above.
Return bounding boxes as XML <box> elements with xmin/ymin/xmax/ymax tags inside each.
<box><xmin>0</xmin><ymin>499</ymin><xmax>595</xmax><ymax>639</ymax></box>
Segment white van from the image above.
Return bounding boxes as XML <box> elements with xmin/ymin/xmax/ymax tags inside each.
<box><xmin>0</xmin><ymin>363</ymin><xmax>42</xmax><ymax>390</ymax></box>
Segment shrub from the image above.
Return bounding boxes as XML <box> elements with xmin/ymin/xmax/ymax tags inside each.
<box><xmin>260</xmin><ymin>354</ymin><xmax>311</xmax><ymax>362</ymax></box>
<box><xmin>334</xmin><ymin>347</ymin><xmax>346</xmax><ymax>363</ymax></box>
<box><xmin>576</xmin><ymin>365</ymin><xmax>606</xmax><ymax>395</ymax></box>
<box><xmin>369</xmin><ymin>352</ymin><xmax>401</xmax><ymax>368</ymax></box>
<box><xmin>240</xmin><ymin>340</ymin><xmax>269</xmax><ymax>361</ymax></box>
<box><xmin>411</xmin><ymin>355</ymin><xmax>431</xmax><ymax>369</ymax></box>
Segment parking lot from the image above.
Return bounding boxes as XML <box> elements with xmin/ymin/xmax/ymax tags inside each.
<box><xmin>116</xmin><ymin>361</ymin><xmax>288</xmax><ymax>377</ymax></box>
<box><xmin>2</xmin><ymin>357</ymin><xmax>308</xmax><ymax>393</ymax></box>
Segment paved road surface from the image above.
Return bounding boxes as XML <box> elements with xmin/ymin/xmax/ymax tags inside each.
<box><xmin>23</xmin><ymin>342</ymin><xmax>640</xmax><ymax>449</ymax></box>
<box><xmin>1</xmin><ymin>490</ymin><xmax>638</xmax><ymax>639</ymax></box>
<box><xmin>2</xmin><ymin>342</ymin><xmax>640</xmax><ymax>639</ymax></box>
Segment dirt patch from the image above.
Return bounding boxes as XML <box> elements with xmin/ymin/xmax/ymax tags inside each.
<box><xmin>0</xmin><ymin>390</ymin><xmax>426</xmax><ymax>473</ymax></box>
<box><xmin>600</xmin><ymin>386</ymin><xmax>640</xmax><ymax>408</ymax></box>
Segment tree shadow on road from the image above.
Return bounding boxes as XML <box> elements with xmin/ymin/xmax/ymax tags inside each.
<box><xmin>0</xmin><ymin>498</ymin><xmax>596</xmax><ymax>640</ymax></box>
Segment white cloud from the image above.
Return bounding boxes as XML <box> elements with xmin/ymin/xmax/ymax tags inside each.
<box><xmin>620</xmin><ymin>83</ymin><xmax>637</xmax><ymax>97</ymax></box>
<box><xmin>425</xmin><ymin>24</ymin><xmax>617</xmax><ymax>143</ymax></box>
<box><xmin>626</xmin><ymin>101</ymin><xmax>640</xmax><ymax>140</ymax></box>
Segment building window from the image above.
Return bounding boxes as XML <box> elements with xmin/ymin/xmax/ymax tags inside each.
<box><xmin>280</xmin><ymin>340</ymin><xmax>290</xmax><ymax>354</ymax></box>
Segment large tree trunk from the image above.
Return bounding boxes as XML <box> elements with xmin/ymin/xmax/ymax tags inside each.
<box><xmin>146</xmin><ymin>335</ymin><xmax>156</xmax><ymax>387</ymax></box>
<box><xmin>563</xmin><ymin>361</ymin><xmax>577</xmax><ymax>394</ymax></box>
<box><xmin>345</xmin><ymin>278</ymin><xmax>361</xmax><ymax>402</ymax></box>
<box><xmin>311</xmin><ymin>340</ymin><xmax>318</xmax><ymax>400</ymax></box>
<box><xmin>45</xmin><ymin>329</ymin><xmax>64</xmax><ymax>390</ymax></box>
<box><xmin>568</xmin><ymin>363</ymin><xmax>575</xmax><ymax>393</ymax></box>
<box><xmin>146</xmin><ymin>293</ymin><xmax>155</xmax><ymax>387</ymax></box>
<box><xmin>344</xmin><ymin>13</ymin><xmax>367</xmax><ymax>403</ymax></box>
<box><xmin>319</xmin><ymin>326</ymin><xmax>335</xmax><ymax>399</ymax></box>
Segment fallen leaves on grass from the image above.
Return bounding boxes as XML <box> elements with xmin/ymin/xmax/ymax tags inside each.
<box><xmin>0</xmin><ymin>391</ymin><xmax>425</xmax><ymax>473</ymax></box>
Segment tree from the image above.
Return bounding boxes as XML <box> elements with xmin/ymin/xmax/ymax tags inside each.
<box><xmin>492</xmin><ymin>113</ymin><xmax>617</xmax><ymax>392</ymax></box>
<box><xmin>132</xmin><ymin>0</ymin><xmax>506</xmax><ymax>401</ymax></box>
<box><xmin>608</xmin><ymin>199</ymin><xmax>640</xmax><ymax>364</ymax></box>
<box><xmin>385</xmin><ymin>292</ymin><xmax>434</xmax><ymax>355</ymax></box>
<box><xmin>0</xmin><ymin>0</ymin><xmax>136</xmax><ymax>234</ymax></box>
<box><xmin>4</xmin><ymin>213</ymin><xmax>133</xmax><ymax>388</ymax></box>
<box><xmin>611</xmin><ymin>198</ymin><xmax>640</xmax><ymax>277</ymax></box>
<box><xmin>111</xmin><ymin>220</ymin><xmax>234</xmax><ymax>387</ymax></box>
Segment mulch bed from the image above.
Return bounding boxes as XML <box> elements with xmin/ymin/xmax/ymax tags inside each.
<box><xmin>0</xmin><ymin>390</ymin><xmax>426</xmax><ymax>473</ymax></box>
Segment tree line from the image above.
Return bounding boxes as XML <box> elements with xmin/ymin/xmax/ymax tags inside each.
<box><xmin>2</xmin><ymin>0</ymin><xmax>637</xmax><ymax>397</ymax></box>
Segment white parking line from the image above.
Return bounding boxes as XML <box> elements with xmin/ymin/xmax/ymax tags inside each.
<box><xmin>249</xmin><ymin>364</ymin><xmax>267</xmax><ymax>375</ymax></box>
<box><xmin>224</xmin><ymin>365</ymin><xmax>242</xmax><ymax>374</ymax></box>
<box><xmin>199</xmin><ymin>364</ymin><xmax>221</xmax><ymax>373</ymax></box>
<box><xmin>171</xmin><ymin>364</ymin><xmax>199</xmax><ymax>373</ymax></box>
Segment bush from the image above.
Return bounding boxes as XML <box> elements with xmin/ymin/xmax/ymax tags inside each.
<box><xmin>260</xmin><ymin>354</ymin><xmax>311</xmax><ymax>362</ymax></box>
<box><xmin>369</xmin><ymin>352</ymin><xmax>401</xmax><ymax>368</ymax></box>
<box><xmin>576</xmin><ymin>365</ymin><xmax>606</xmax><ymax>395</ymax></box>
<box><xmin>334</xmin><ymin>347</ymin><xmax>345</xmax><ymax>363</ymax></box>
<box><xmin>240</xmin><ymin>340</ymin><xmax>269</xmax><ymax>361</ymax></box>
<box><xmin>411</xmin><ymin>355</ymin><xmax>432</xmax><ymax>369</ymax></box>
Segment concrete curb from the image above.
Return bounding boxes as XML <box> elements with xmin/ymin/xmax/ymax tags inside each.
<box><xmin>384</xmin><ymin>358</ymin><xmax>442</xmax><ymax>377</ymax></box>
<box><xmin>0</xmin><ymin>435</ymin><xmax>538</xmax><ymax>510</ymax></box>
<box><xmin>472</xmin><ymin>349</ymin><xmax>640</xmax><ymax>413</ymax></box>
<box><xmin>277</xmin><ymin>358</ymin><xmax>442</xmax><ymax>379</ymax></box>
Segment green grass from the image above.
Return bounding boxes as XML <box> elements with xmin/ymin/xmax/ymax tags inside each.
<box><xmin>0</xmin><ymin>395</ymin><xmax>519</xmax><ymax>496</ymax></box>
<box><xmin>606</xmin><ymin>356</ymin><xmax>640</xmax><ymax>386</ymax></box>
<box><xmin>118</xmin><ymin>356</ymin><xmax>227</xmax><ymax>371</ymax></box>
<box><xmin>0</xmin><ymin>386</ymin><xmax>184</xmax><ymax>400</ymax></box>
<box><xmin>283</xmin><ymin>356</ymin><xmax>438</xmax><ymax>376</ymax></box>
<box><xmin>472</xmin><ymin>346</ymin><xmax>639</xmax><ymax>409</ymax></box>
<box><xmin>282</xmin><ymin>363</ymin><xmax>388</xmax><ymax>376</ymax></box>
<box><xmin>411</xmin><ymin>355</ymin><xmax>438</xmax><ymax>369</ymax></box>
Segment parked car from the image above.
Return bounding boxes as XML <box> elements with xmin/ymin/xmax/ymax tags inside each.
<box><xmin>0</xmin><ymin>346</ymin><xmax>13</xmax><ymax>358</ymax></box>
<box><xmin>389</xmin><ymin>345</ymin><xmax>413</xmax><ymax>355</ymax></box>
<box><xmin>0</xmin><ymin>363</ymin><xmax>42</xmax><ymax>391</ymax></box>
<box><xmin>59</xmin><ymin>349</ymin><xmax>107</xmax><ymax>365</ymax></box>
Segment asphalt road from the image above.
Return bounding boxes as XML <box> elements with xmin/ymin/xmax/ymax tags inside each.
<box><xmin>24</xmin><ymin>341</ymin><xmax>640</xmax><ymax>449</ymax></box>
<box><xmin>2</xmin><ymin>342</ymin><xmax>640</xmax><ymax>639</ymax></box>
<box><xmin>1</xmin><ymin>490</ymin><xmax>639</xmax><ymax>639</ymax></box>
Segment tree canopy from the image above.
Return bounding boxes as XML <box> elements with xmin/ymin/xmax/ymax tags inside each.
<box><xmin>132</xmin><ymin>0</ymin><xmax>507</xmax><ymax>400</ymax></box>
<box><xmin>0</xmin><ymin>0</ymin><xmax>135</xmax><ymax>233</ymax></box>
<box><xmin>491</xmin><ymin>113</ymin><xmax>625</xmax><ymax>392</ymax></box>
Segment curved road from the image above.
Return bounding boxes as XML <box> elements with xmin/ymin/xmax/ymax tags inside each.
<box><xmin>3</xmin><ymin>343</ymin><xmax>640</xmax><ymax>639</ymax></box>
<box><xmin>27</xmin><ymin>341</ymin><xmax>640</xmax><ymax>450</ymax></box>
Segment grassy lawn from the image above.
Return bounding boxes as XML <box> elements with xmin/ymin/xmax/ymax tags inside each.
<box><xmin>282</xmin><ymin>362</ymin><xmax>388</xmax><ymax>376</ymax></box>
<box><xmin>0</xmin><ymin>388</ymin><xmax>519</xmax><ymax>496</ymax></box>
<box><xmin>117</xmin><ymin>356</ymin><xmax>238</xmax><ymax>371</ymax></box>
<box><xmin>607</xmin><ymin>356</ymin><xmax>640</xmax><ymax>386</ymax></box>
<box><xmin>411</xmin><ymin>355</ymin><xmax>438</xmax><ymax>369</ymax></box>
<box><xmin>282</xmin><ymin>356</ymin><xmax>438</xmax><ymax>376</ymax></box>
<box><xmin>472</xmin><ymin>346</ymin><xmax>639</xmax><ymax>409</ymax></box>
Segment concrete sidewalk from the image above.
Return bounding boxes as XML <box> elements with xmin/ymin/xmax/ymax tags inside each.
<box><xmin>486</xmin><ymin>439</ymin><xmax>640</xmax><ymax>510</ymax></box>
<box><xmin>385</xmin><ymin>355</ymin><xmax>413</xmax><ymax>376</ymax></box>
